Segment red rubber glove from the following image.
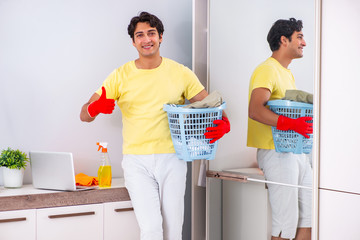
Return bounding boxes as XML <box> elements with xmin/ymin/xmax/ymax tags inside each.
<box><xmin>276</xmin><ymin>115</ymin><xmax>313</xmax><ymax>138</ymax></box>
<box><xmin>87</xmin><ymin>87</ymin><xmax>115</xmax><ymax>118</ymax></box>
<box><xmin>204</xmin><ymin>116</ymin><xmax>230</xmax><ymax>144</ymax></box>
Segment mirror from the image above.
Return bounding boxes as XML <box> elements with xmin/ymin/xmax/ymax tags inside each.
<box><xmin>206</xmin><ymin>0</ymin><xmax>316</xmax><ymax>239</ymax></box>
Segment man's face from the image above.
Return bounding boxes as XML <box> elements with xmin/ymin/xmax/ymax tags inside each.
<box><xmin>287</xmin><ymin>31</ymin><xmax>306</xmax><ymax>59</ymax></box>
<box><xmin>132</xmin><ymin>22</ymin><xmax>162</xmax><ymax>58</ymax></box>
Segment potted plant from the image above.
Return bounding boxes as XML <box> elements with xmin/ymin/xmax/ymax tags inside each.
<box><xmin>0</xmin><ymin>147</ymin><xmax>29</xmax><ymax>188</ymax></box>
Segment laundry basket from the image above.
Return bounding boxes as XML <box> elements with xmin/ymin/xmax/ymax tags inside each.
<box><xmin>267</xmin><ymin>100</ymin><xmax>313</xmax><ymax>154</ymax></box>
<box><xmin>163</xmin><ymin>103</ymin><xmax>226</xmax><ymax>162</ymax></box>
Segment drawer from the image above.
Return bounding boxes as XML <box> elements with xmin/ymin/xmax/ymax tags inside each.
<box><xmin>0</xmin><ymin>209</ymin><xmax>36</xmax><ymax>240</ymax></box>
<box><xmin>37</xmin><ymin>204</ymin><xmax>103</xmax><ymax>240</ymax></box>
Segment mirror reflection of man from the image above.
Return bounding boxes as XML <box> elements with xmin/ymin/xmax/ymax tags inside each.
<box><xmin>247</xmin><ymin>18</ymin><xmax>312</xmax><ymax>240</ymax></box>
<box><xmin>80</xmin><ymin>12</ymin><xmax>230</xmax><ymax>240</ymax></box>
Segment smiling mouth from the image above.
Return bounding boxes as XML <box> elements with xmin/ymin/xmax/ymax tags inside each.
<box><xmin>143</xmin><ymin>45</ymin><xmax>153</xmax><ymax>49</ymax></box>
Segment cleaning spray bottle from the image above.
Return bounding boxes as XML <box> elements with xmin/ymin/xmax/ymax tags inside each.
<box><xmin>97</xmin><ymin>142</ymin><xmax>112</xmax><ymax>188</ymax></box>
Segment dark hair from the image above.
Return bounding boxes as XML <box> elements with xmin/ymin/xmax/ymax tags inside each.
<box><xmin>267</xmin><ymin>18</ymin><xmax>303</xmax><ymax>52</ymax></box>
<box><xmin>127</xmin><ymin>12</ymin><xmax>164</xmax><ymax>41</ymax></box>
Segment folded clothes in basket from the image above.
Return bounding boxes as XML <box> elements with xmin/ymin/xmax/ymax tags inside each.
<box><xmin>188</xmin><ymin>137</ymin><xmax>211</xmax><ymax>153</ymax></box>
<box><xmin>175</xmin><ymin>137</ymin><xmax>211</xmax><ymax>156</ymax></box>
<box><xmin>282</xmin><ymin>90</ymin><xmax>313</xmax><ymax>104</ymax></box>
<box><xmin>183</xmin><ymin>91</ymin><xmax>223</xmax><ymax>109</ymax></box>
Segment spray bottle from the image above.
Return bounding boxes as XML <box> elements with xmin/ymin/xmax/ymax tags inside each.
<box><xmin>97</xmin><ymin>142</ymin><xmax>112</xmax><ymax>188</ymax></box>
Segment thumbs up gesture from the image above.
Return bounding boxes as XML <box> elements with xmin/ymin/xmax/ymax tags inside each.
<box><xmin>87</xmin><ymin>87</ymin><xmax>115</xmax><ymax>118</ymax></box>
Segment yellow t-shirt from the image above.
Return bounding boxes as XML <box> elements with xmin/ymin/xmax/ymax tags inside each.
<box><xmin>247</xmin><ymin>57</ymin><xmax>297</xmax><ymax>149</ymax></box>
<box><xmin>96</xmin><ymin>57</ymin><xmax>205</xmax><ymax>154</ymax></box>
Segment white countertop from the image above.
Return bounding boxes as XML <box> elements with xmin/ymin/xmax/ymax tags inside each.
<box><xmin>223</xmin><ymin>168</ymin><xmax>265</xmax><ymax>180</ymax></box>
<box><xmin>0</xmin><ymin>178</ymin><xmax>125</xmax><ymax>197</ymax></box>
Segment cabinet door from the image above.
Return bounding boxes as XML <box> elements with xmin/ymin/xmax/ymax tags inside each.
<box><xmin>319</xmin><ymin>189</ymin><xmax>360</xmax><ymax>239</ymax></box>
<box><xmin>0</xmin><ymin>209</ymin><xmax>36</xmax><ymax>240</ymax></box>
<box><xmin>104</xmin><ymin>201</ymin><xmax>140</xmax><ymax>240</ymax></box>
<box><xmin>223</xmin><ymin>180</ymin><xmax>271</xmax><ymax>240</ymax></box>
<box><xmin>37</xmin><ymin>204</ymin><xmax>103</xmax><ymax>240</ymax></box>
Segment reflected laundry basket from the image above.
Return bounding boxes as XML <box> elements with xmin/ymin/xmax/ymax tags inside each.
<box><xmin>267</xmin><ymin>100</ymin><xmax>313</xmax><ymax>154</ymax></box>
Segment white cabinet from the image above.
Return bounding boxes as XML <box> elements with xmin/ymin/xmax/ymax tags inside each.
<box><xmin>318</xmin><ymin>189</ymin><xmax>360</xmax><ymax>239</ymax></box>
<box><xmin>223</xmin><ymin>181</ymin><xmax>271</xmax><ymax>240</ymax></box>
<box><xmin>0</xmin><ymin>180</ymin><xmax>137</xmax><ymax>239</ymax></box>
<box><xmin>0</xmin><ymin>202</ymin><xmax>141</xmax><ymax>240</ymax></box>
<box><xmin>37</xmin><ymin>204</ymin><xmax>103</xmax><ymax>240</ymax></box>
<box><xmin>317</xmin><ymin>0</ymin><xmax>360</xmax><ymax>239</ymax></box>
<box><xmin>0</xmin><ymin>209</ymin><xmax>36</xmax><ymax>240</ymax></box>
<box><xmin>207</xmin><ymin>169</ymin><xmax>272</xmax><ymax>240</ymax></box>
<box><xmin>36</xmin><ymin>201</ymin><xmax>140</xmax><ymax>240</ymax></box>
<box><xmin>104</xmin><ymin>201</ymin><xmax>140</xmax><ymax>240</ymax></box>
<box><xmin>320</xmin><ymin>0</ymin><xmax>360</xmax><ymax>194</ymax></box>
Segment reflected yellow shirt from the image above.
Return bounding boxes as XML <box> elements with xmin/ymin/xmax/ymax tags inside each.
<box><xmin>96</xmin><ymin>57</ymin><xmax>204</xmax><ymax>154</ymax></box>
<box><xmin>247</xmin><ymin>57</ymin><xmax>297</xmax><ymax>149</ymax></box>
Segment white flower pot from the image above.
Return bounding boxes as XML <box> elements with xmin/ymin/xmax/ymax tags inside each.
<box><xmin>2</xmin><ymin>167</ymin><xmax>24</xmax><ymax>188</ymax></box>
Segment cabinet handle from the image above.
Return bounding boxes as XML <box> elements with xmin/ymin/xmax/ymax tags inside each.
<box><xmin>48</xmin><ymin>211</ymin><xmax>95</xmax><ymax>219</ymax></box>
<box><xmin>114</xmin><ymin>207</ymin><xmax>134</xmax><ymax>212</ymax></box>
<box><xmin>0</xmin><ymin>217</ymin><xmax>27</xmax><ymax>223</ymax></box>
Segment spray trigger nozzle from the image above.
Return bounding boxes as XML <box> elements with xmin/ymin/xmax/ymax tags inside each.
<box><xmin>97</xmin><ymin>142</ymin><xmax>108</xmax><ymax>153</ymax></box>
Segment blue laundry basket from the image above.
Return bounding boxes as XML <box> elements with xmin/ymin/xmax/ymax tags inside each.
<box><xmin>163</xmin><ymin>103</ymin><xmax>226</xmax><ymax>162</ymax></box>
<box><xmin>267</xmin><ymin>100</ymin><xmax>313</xmax><ymax>154</ymax></box>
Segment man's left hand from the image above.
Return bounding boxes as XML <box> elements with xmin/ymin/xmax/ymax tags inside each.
<box><xmin>204</xmin><ymin>116</ymin><xmax>230</xmax><ymax>144</ymax></box>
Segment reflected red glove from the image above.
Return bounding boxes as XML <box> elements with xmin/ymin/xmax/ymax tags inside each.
<box><xmin>87</xmin><ymin>87</ymin><xmax>115</xmax><ymax>118</ymax></box>
<box><xmin>204</xmin><ymin>116</ymin><xmax>230</xmax><ymax>144</ymax></box>
<box><xmin>276</xmin><ymin>115</ymin><xmax>313</xmax><ymax>138</ymax></box>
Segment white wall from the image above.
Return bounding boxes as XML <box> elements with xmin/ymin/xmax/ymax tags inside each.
<box><xmin>0</xmin><ymin>0</ymin><xmax>192</xmax><ymax>184</ymax></box>
<box><xmin>208</xmin><ymin>0</ymin><xmax>315</xmax><ymax>171</ymax></box>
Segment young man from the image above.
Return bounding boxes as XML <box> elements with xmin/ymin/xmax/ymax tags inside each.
<box><xmin>80</xmin><ymin>12</ymin><xmax>230</xmax><ymax>240</ymax></box>
<box><xmin>247</xmin><ymin>18</ymin><xmax>312</xmax><ymax>240</ymax></box>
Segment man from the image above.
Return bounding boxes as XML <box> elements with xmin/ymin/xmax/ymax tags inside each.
<box><xmin>247</xmin><ymin>18</ymin><xmax>312</xmax><ymax>240</ymax></box>
<box><xmin>80</xmin><ymin>12</ymin><xmax>230</xmax><ymax>240</ymax></box>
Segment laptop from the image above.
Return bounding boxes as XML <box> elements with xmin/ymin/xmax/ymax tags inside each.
<box><xmin>29</xmin><ymin>151</ymin><xmax>98</xmax><ymax>191</ymax></box>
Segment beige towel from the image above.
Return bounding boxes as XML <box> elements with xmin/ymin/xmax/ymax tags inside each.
<box><xmin>283</xmin><ymin>90</ymin><xmax>313</xmax><ymax>104</ymax></box>
<box><xmin>183</xmin><ymin>91</ymin><xmax>223</xmax><ymax>109</ymax></box>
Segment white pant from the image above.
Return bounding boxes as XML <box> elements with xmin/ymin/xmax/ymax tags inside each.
<box><xmin>257</xmin><ymin>149</ymin><xmax>312</xmax><ymax>239</ymax></box>
<box><xmin>122</xmin><ymin>154</ymin><xmax>187</xmax><ymax>240</ymax></box>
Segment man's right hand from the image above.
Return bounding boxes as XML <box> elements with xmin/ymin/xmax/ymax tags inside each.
<box><xmin>87</xmin><ymin>87</ymin><xmax>115</xmax><ymax>118</ymax></box>
<box><xmin>276</xmin><ymin>115</ymin><xmax>313</xmax><ymax>138</ymax></box>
